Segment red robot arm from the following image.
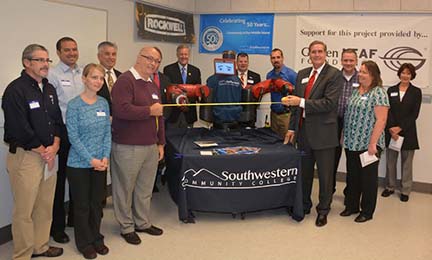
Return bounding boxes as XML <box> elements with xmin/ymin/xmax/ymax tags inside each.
<box><xmin>250</xmin><ymin>79</ymin><xmax>273</xmax><ymax>99</ymax></box>
<box><xmin>271</xmin><ymin>78</ymin><xmax>294</xmax><ymax>95</ymax></box>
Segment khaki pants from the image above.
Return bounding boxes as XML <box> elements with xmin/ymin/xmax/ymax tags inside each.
<box><xmin>111</xmin><ymin>143</ymin><xmax>159</xmax><ymax>234</ymax></box>
<box><xmin>7</xmin><ymin>148</ymin><xmax>57</xmax><ymax>260</ymax></box>
<box><xmin>270</xmin><ymin>111</ymin><xmax>291</xmax><ymax>138</ymax></box>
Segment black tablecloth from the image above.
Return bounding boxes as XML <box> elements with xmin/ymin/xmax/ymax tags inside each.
<box><xmin>165</xmin><ymin>128</ymin><xmax>304</xmax><ymax>222</ymax></box>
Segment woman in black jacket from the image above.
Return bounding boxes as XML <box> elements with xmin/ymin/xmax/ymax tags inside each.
<box><xmin>381</xmin><ymin>63</ymin><xmax>422</xmax><ymax>202</ymax></box>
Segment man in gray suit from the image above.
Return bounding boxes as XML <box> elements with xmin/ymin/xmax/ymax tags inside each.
<box><xmin>283</xmin><ymin>40</ymin><xmax>342</xmax><ymax>227</ymax></box>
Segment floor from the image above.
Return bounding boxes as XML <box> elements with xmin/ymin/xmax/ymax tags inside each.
<box><xmin>1</xmin><ymin>180</ymin><xmax>431</xmax><ymax>260</ymax></box>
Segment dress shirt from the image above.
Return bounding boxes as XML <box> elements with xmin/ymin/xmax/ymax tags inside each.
<box><xmin>48</xmin><ymin>61</ymin><xmax>84</xmax><ymax>123</ymax></box>
<box><xmin>337</xmin><ymin>69</ymin><xmax>358</xmax><ymax>118</ymax></box>
<box><xmin>299</xmin><ymin>63</ymin><xmax>326</xmax><ymax>115</ymax></box>
<box><xmin>266</xmin><ymin>65</ymin><xmax>297</xmax><ymax>113</ymax></box>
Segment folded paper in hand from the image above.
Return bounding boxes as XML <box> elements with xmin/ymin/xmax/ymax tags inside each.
<box><xmin>388</xmin><ymin>136</ymin><xmax>404</xmax><ymax>152</ymax></box>
<box><xmin>360</xmin><ymin>151</ymin><xmax>378</xmax><ymax>168</ymax></box>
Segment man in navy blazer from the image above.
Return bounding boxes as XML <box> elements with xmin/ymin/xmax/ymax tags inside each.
<box><xmin>163</xmin><ymin>44</ymin><xmax>201</xmax><ymax>128</ymax></box>
<box><xmin>97</xmin><ymin>41</ymin><xmax>121</xmax><ymax>115</ymax></box>
<box><xmin>283</xmin><ymin>40</ymin><xmax>343</xmax><ymax>227</ymax></box>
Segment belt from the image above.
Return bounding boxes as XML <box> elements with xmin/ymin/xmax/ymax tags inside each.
<box><xmin>272</xmin><ymin>110</ymin><xmax>290</xmax><ymax>115</ymax></box>
<box><xmin>9</xmin><ymin>143</ymin><xmax>18</xmax><ymax>154</ymax></box>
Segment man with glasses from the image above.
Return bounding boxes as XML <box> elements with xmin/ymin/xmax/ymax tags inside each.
<box><xmin>110</xmin><ymin>47</ymin><xmax>165</xmax><ymax>245</ymax></box>
<box><xmin>48</xmin><ymin>36</ymin><xmax>84</xmax><ymax>243</ymax></box>
<box><xmin>2</xmin><ymin>44</ymin><xmax>63</xmax><ymax>259</ymax></box>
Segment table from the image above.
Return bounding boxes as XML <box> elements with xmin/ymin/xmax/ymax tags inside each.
<box><xmin>165</xmin><ymin>128</ymin><xmax>304</xmax><ymax>222</ymax></box>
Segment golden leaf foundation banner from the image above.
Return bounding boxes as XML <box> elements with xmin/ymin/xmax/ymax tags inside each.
<box><xmin>296</xmin><ymin>15</ymin><xmax>431</xmax><ymax>92</ymax></box>
<box><xmin>135</xmin><ymin>2</ymin><xmax>195</xmax><ymax>43</ymax></box>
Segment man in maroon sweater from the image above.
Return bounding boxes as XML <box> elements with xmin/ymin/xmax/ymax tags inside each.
<box><xmin>110</xmin><ymin>46</ymin><xmax>165</xmax><ymax>245</ymax></box>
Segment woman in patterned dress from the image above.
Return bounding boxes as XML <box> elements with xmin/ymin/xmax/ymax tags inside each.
<box><xmin>339</xmin><ymin>60</ymin><xmax>389</xmax><ymax>223</ymax></box>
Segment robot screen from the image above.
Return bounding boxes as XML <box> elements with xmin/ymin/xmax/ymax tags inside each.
<box><xmin>214</xmin><ymin>58</ymin><xmax>236</xmax><ymax>76</ymax></box>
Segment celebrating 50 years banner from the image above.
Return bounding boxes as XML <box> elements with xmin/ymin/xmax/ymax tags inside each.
<box><xmin>296</xmin><ymin>15</ymin><xmax>431</xmax><ymax>91</ymax></box>
<box><xmin>199</xmin><ymin>14</ymin><xmax>274</xmax><ymax>55</ymax></box>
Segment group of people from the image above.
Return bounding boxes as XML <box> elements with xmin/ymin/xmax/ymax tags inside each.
<box><xmin>2</xmin><ymin>37</ymin><xmax>421</xmax><ymax>260</ymax></box>
<box><xmin>281</xmin><ymin>41</ymin><xmax>421</xmax><ymax>227</ymax></box>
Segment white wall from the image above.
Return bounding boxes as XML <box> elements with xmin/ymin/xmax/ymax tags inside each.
<box><xmin>1</xmin><ymin>0</ymin><xmax>431</xmax><ymax>229</ymax></box>
<box><xmin>0</xmin><ymin>0</ymin><xmax>191</xmax><ymax>229</ymax></box>
<box><xmin>191</xmin><ymin>4</ymin><xmax>432</xmax><ymax>186</ymax></box>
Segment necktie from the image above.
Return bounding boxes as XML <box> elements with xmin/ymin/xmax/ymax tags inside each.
<box><xmin>153</xmin><ymin>72</ymin><xmax>160</xmax><ymax>88</ymax></box>
<box><xmin>107</xmin><ymin>70</ymin><xmax>114</xmax><ymax>93</ymax></box>
<box><xmin>299</xmin><ymin>70</ymin><xmax>317</xmax><ymax>129</ymax></box>
<box><xmin>181</xmin><ymin>67</ymin><xmax>187</xmax><ymax>84</ymax></box>
<box><xmin>304</xmin><ymin>70</ymin><xmax>317</xmax><ymax>99</ymax></box>
<box><xmin>240</xmin><ymin>73</ymin><xmax>246</xmax><ymax>88</ymax></box>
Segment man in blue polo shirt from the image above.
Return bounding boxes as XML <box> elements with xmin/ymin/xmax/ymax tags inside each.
<box><xmin>266</xmin><ymin>48</ymin><xmax>297</xmax><ymax>137</ymax></box>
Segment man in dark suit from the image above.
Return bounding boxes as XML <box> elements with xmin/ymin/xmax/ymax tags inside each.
<box><xmin>97</xmin><ymin>41</ymin><xmax>121</xmax><ymax>115</ymax></box>
<box><xmin>236</xmin><ymin>52</ymin><xmax>261</xmax><ymax>127</ymax></box>
<box><xmin>96</xmin><ymin>41</ymin><xmax>121</xmax><ymax>206</ymax></box>
<box><xmin>237</xmin><ymin>52</ymin><xmax>261</xmax><ymax>87</ymax></box>
<box><xmin>283</xmin><ymin>40</ymin><xmax>343</xmax><ymax>227</ymax></box>
<box><xmin>163</xmin><ymin>44</ymin><xmax>201</xmax><ymax>128</ymax></box>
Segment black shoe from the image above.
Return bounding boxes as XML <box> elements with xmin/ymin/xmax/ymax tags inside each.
<box><xmin>400</xmin><ymin>194</ymin><xmax>409</xmax><ymax>202</ymax></box>
<box><xmin>381</xmin><ymin>189</ymin><xmax>394</xmax><ymax>197</ymax></box>
<box><xmin>315</xmin><ymin>214</ymin><xmax>327</xmax><ymax>227</ymax></box>
<box><xmin>303</xmin><ymin>208</ymin><xmax>311</xmax><ymax>215</ymax></box>
<box><xmin>135</xmin><ymin>225</ymin><xmax>163</xmax><ymax>236</ymax></box>
<box><xmin>339</xmin><ymin>209</ymin><xmax>359</xmax><ymax>217</ymax></box>
<box><xmin>94</xmin><ymin>244</ymin><xmax>109</xmax><ymax>255</ymax></box>
<box><xmin>121</xmin><ymin>232</ymin><xmax>141</xmax><ymax>245</ymax></box>
<box><xmin>51</xmin><ymin>231</ymin><xmax>69</xmax><ymax>244</ymax></box>
<box><xmin>82</xmin><ymin>246</ymin><xmax>97</xmax><ymax>259</ymax></box>
<box><xmin>354</xmin><ymin>214</ymin><xmax>372</xmax><ymax>223</ymax></box>
<box><xmin>32</xmin><ymin>246</ymin><xmax>63</xmax><ymax>258</ymax></box>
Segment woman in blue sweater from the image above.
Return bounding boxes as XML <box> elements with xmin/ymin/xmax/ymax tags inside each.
<box><xmin>66</xmin><ymin>63</ymin><xmax>111</xmax><ymax>259</ymax></box>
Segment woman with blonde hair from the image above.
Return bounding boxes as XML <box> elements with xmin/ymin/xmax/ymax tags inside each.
<box><xmin>66</xmin><ymin>63</ymin><xmax>111</xmax><ymax>259</ymax></box>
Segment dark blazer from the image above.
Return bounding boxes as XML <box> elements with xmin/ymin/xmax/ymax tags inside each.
<box><xmin>163</xmin><ymin>62</ymin><xmax>202</xmax><ymax>124</ymax></box>
<box><xmin>385</xmin><ymin>83</ymin><xmax>422</xmax><ymax>150</ymax></box>
<box><xmin>157</xmin><ymin>71</ymin><xmax>173</xmax><ymax>120</ymax></box>
<box><xmin>289</xmin><ymin>63</ymin><xmax>343</xmax><ymax>150</ymax></box>
<box><xmin>97</xmin><ymin>68</ymin><xmax>121</xmax><ymax>115</ymax></box>
<box><xmin>245</xmin><ymin>70</ymin><xmax>261</xmax><ymax>86</ymax></box>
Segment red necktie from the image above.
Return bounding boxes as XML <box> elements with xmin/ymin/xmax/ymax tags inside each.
<box><xmin>153</xmin><ymin>72</ymin><xmax>160</xmax><ymax>88</ymax></box>
<box><xmin>304</xmin><ymin>70</ymin><xmax>317</xmax><ymax>99</ymax></box>
<box><xmin>299</xmin><ymin>70</ymin><xmax>317</xmax><ymax>129</ymax></box>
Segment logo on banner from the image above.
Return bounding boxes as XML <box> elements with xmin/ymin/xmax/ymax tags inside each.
<box><xmin>379</xmin><ymin>46</ymin><xmax>426</xmax><ymax>72</ymax></box>
<box><xmin>181</xmin><ymin>167</ymin><xmax>298</xmax><ymax>190</ymax></box>
<box><xmin>144</xmin><ymin>14</ymin><xmax>186</xmax><ymax>36</ymax></box>
<box><xmin>201</xmin><ymin>26</ymin><xmax>223</xmax><ymax>51</ymax></box>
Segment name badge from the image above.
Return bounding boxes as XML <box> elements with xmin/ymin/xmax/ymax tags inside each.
<box><xmin>361</xmin><ymin>96</ymin><xmax>368</xmax><ymax>101</ymax></box>
<box><xmin>96</xmin><ymin>110</ymin><xmax>106</xmax><ymax>117</ymax></box>
<box><xmin>152</xmin><ymin>93</ymin><xmax>159</xmax><ymax>100</ymax></box>
<box><xmin>29</xmin><ymin>101</ymin><xmax>40</xmax><ymax>109</ymax></box>
<box><xmin>60</xmin><ymin>80</ymin><xmax>71</xmax><ymax>86</ymax></box>
<box><xmin>247</xmin><ymin>79</ymin><xmax>254</xmax><ymax>84</ymax></box>
<box><xmin>301</xmin><ymin>77</ymin><xmax>309</xmax><ymax>84</ymax></box>
<box><xmin>352</xmin><ymin>83</ymin><xmax>360</xmax><ymax>87</ymax></box>
<box><xmin>390</xmin><ymin>92</ymin><xmax>398</xmax><ymax>97</ymax></box>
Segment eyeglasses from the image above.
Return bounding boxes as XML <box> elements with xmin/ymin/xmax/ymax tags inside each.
<box><xmin>140</xmin><ymin>55</ymin><xmax>161</xmax><ymax>64</ymax></box>
<box><xmin>29</xmin><ymin>58</ymin><xmax>53</xmax><ymax>64</ymax></box>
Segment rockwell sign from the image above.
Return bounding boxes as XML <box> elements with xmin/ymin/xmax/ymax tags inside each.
<box><xmin>136</xmin><ymin>2</ymin><xmax>195</xmax><ymax>43</ymax></box>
